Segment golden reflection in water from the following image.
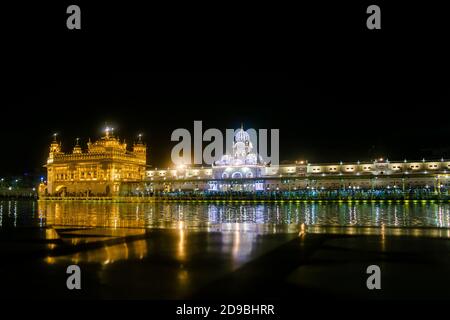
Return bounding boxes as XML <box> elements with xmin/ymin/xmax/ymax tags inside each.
<box><xmin>71</xmin><ymin>252</ymin><xmax>80</xmax><ymax>265</ymax></box>
<box><xmin>176</xmin><ymin>219</ymin><xmax>189</xmax><ymax>289</ymax></box>
<box><xmin>55</xmin><ymin>203</ymin><xmax>61</xmax><ymax>223</ymax></box>
<box><xmin>37</xmin><ymin>201</ymin><xmax>450</xmax><ymax>237</ymax></box>
<box><xmin>43</xmin><ymin>239</ymin><xmax>148</xmax><ymax>266</ymax></box>
<box><xmin>45</xmin><ymin>256</ymin><xmax>56</xmax><ymax>264</ymax></box>
<box><xmin>70</xmin><ymin>238</ymin><xmax>81</xmax><ymax>246</ymax></box>
<box><xmin>45</xmin><ymin>228</ymin><xmax>59</xmax><ymax>240</ymax></box>
<box><xmin>178</xmin><ymin>221</ymin><xmax>186</xmax><ymax>261</ymax></box>
<box><xmin>307</xmin><ymin>225</ymin><xmax>450</xmax><ymax>238</ymax></box>
<box><xmin>232</xmin><ymin>225</ymin><xmax>240</xmax><ymax>258</ymax></box>
<box><xmin>39</xmin><ymin>201</ymin><xmax>150</xmax><ymax>229</ymax></box>
<box><xmin>178</xmin><ymin>269</ymin><xmax>189</xmax><ymax>283</ymax></box>
<box><xmin>298</xmin><ymin>223</ymin><xmax>306</xmax><ymax>237</ymax></box>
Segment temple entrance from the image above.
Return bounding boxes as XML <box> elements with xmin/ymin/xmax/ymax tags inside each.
<box><xmin>231</xmin><ymin>172</ymin><xmax>243</xmax><ymax>179</ymax></box>
<box><xmin>54</xmin><ymin>185</ymin><xmax>67</xmax><ymax>196</ymax></box>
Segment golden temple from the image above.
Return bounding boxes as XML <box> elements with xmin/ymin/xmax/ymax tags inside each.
<box><xmin>43</xmin><ymin>128</ymin><xmax>146</xmax><ymax>197</ymax></box>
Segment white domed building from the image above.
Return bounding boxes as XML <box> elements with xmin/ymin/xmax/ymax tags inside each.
<box><xmin>210</xmin><ymin>126</ymin><xmax>266</xmax><ymax>191</ymax></box>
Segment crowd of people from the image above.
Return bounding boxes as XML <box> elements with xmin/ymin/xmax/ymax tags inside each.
<box><xmin>147</xmin><ymin>186</ymin><xmax>449</xmax><ymax>201</ymax></box>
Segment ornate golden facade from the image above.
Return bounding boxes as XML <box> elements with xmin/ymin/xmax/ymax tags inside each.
<box><xmin>43</xmin><ymin>129</ymin><xmax>146</xmax><ymax>196</ymax></box>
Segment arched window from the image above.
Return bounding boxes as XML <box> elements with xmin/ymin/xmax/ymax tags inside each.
<box><xmin>232</xmin><ymin>172</ymin><xmax>243</xmax><ymax>179</ymax></box>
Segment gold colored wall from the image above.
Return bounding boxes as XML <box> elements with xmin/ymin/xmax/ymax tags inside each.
<box><xmin>45</xmin><ymin>134</ymin><xmax>146</xmax><ymax>196</ymax></box>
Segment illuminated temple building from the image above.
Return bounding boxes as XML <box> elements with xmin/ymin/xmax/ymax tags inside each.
<box><xmin>146</xmin><ymin>127</ymin><xmax>449</xmax><ymax>194</ymax></box>
<box><xmin>42</xmin><ymin>128</ymin><xmax>146</xmax><ymax>196</ymax></box>
<box><xmin>41</xmin><ymin>127</ymin><xmax>450</xmax><ymax>197</ymax></box>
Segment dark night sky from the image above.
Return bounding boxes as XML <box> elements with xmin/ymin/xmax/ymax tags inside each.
<box><xmin>2</xmin><ymin>2</ymin><xmax>449</xmax><ymax>176</ymax></box>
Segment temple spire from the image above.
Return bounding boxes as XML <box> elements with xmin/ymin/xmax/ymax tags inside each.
<box><xmin>49</xmin><ymin>132</ymin><xmax>61</xmax><ymax>156</ymax></box>
<box><xmin>73</xmin><ymin>137</ymin><xmax>82</xmax><ymax>154</ymax></box>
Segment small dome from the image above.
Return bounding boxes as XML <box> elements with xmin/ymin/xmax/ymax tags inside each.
<box><xmin>235</xmin><ymin>128</ymin><xmax>250</xmax><ymax>142</ymax></box>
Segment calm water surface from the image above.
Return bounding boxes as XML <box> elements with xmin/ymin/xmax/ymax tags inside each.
<box><xmin>0</xmin><ymin>200</ymin><xmax>449</xmax><ymax>234</ymax></box>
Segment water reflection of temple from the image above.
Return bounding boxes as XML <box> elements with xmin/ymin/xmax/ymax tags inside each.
<box><xmin>37</xmin><ymin>201</ymin><xmax>450</xmax><ymax>230</ymax></box>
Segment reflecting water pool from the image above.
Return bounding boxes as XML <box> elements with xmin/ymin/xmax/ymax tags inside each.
<box><xmin>1</xmin><ymin>200</ymin><xmax>450</xmax><ymax>299</ymax></box>
<box><xmin>0</xmin><ymin>200</ymin><xmax>449</xmax><ymax>233</ymax></box>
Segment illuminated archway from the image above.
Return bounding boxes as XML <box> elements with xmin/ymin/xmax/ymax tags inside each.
<box><xmin>231</xmin><ymin>172</ymin><xmax>243</xmax><ymax>179</ymax></box>
<box><xmin>55</xmin><ymin>185</ymin><xmax>66</xmax><ymax>192</ymax></box>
